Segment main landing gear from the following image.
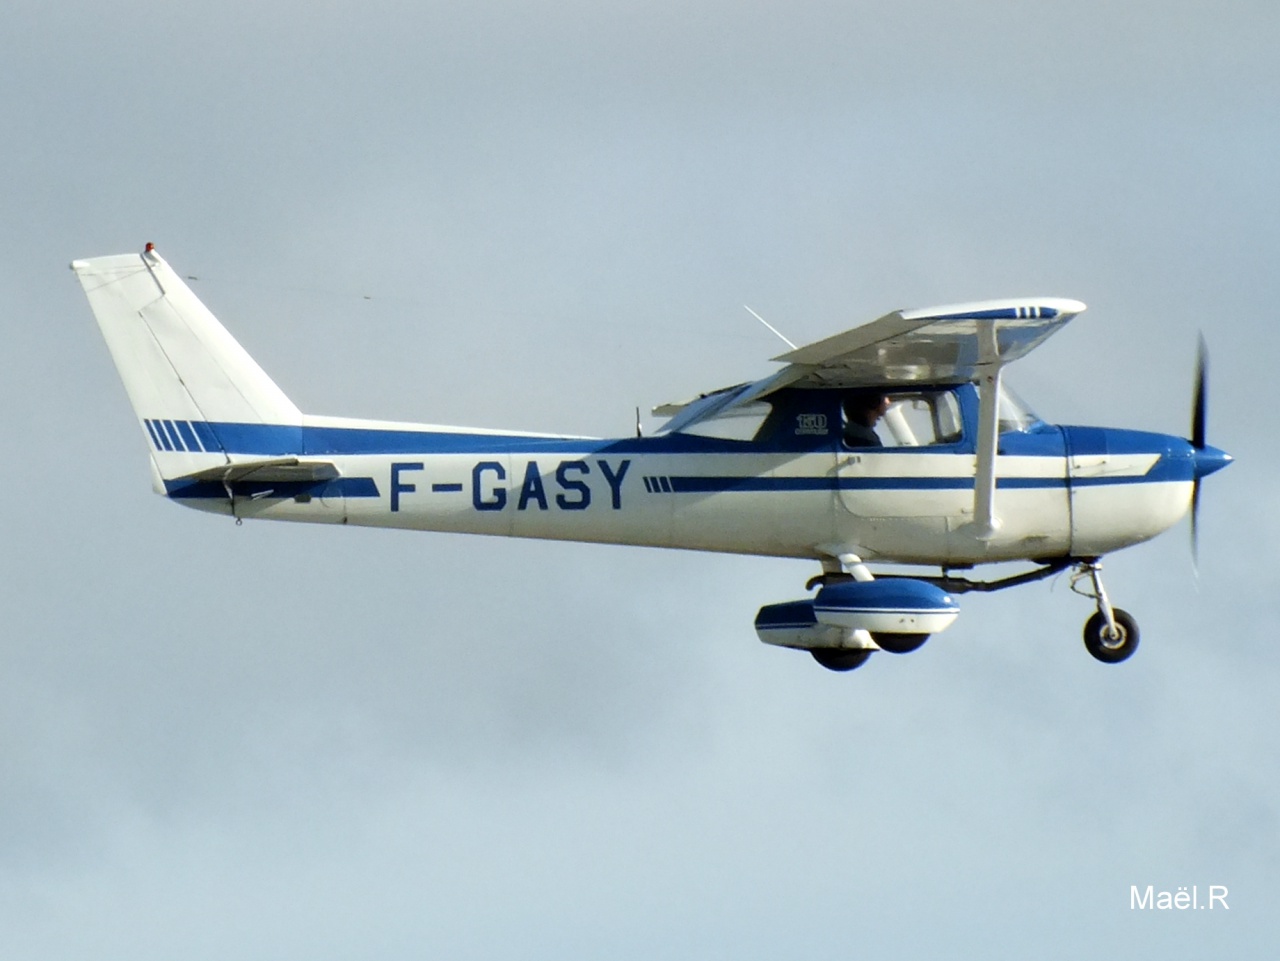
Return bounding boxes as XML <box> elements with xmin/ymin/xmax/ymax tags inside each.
<box><xmin>788</xmin><ymin>556</ymin><xmax>961</xmax><ymax>671</ymax></box>
<box><xmin>843</xmin><ymin>556</ymin><xmax>1142</xmax><ymax>666</ymax></box>
<box><xmin>780</xmin><ymin>556</ymin><xmax>1143</xmax><ymax>671</ymax></box>
<box><xmin>1070</xmin><ymin>561</ymin><xmax>1140</xmax><ymax>664</ymax></box>
<box><xmin>810</xmin><ymin>648</ymin><xmax>873</xmax><ymax>672</ymax></box>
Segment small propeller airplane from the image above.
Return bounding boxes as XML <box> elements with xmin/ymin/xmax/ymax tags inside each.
<box><xmin>73</xmin><ymin>245</ymin><xmax>1231</xmax><ymax>671</ymax></box>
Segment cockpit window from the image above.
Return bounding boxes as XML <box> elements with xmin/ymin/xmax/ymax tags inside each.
<box><xmin>680</xmin><ymin>401</ymin><xmax>773</xmax><ymax>441</ymax></box>
<box><xmin>843</xmin><ymin>389</ymin><xmax>963</xmax><ymax>448</ymax></box>
<box><xmin>997</xmin><ymin>383</ymin><xmax>1042</xmax><ymax>433</ymax></box>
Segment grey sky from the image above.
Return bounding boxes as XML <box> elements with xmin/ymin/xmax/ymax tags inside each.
<box><xmin>2</xmin><ymin>1</ymin><xmax>1276</xmax><ymax>957</ymax></box>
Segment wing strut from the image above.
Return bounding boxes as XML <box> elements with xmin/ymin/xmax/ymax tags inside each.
<box><xmin>972</xmin><ymin>321</ymin><xmax>1002</xmax><ymax>540</ymax></box>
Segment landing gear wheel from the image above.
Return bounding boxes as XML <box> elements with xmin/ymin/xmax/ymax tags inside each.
<box><xmin>811</xmin><ymin>648</ymin><xmax>873</xmax><ymax>672</ymax></box>
<box><xmin>1083</xmin><ymin>609</ymin><xmax>1140</xmax><ymax>664</ymax></box>
<box><xmin>873</xmin><ymin>632</ymin><xmax>930</xmax><ymax>655</ymax></box>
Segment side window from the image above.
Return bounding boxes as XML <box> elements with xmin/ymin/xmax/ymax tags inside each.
<box><xmin>886</xmin><ymin>390</ymin><xmax>963</xmax><ymax>446</ymax></box>
<box><xmin>681</xmin><ymin>401</ymin><xmax>773</xmax><ymax>441</ymax></box>
<box><xmin>842</xmin><ymin>389</ymin><xmax>962</xmax><ymax>448</ymax></box>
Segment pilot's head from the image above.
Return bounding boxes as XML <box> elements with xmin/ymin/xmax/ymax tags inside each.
<box><xmin>844</xmin><ymin>390</ymin><xmax>891</xmax><ymax>426</ymax></box>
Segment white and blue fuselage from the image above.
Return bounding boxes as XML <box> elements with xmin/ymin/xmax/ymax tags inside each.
<box><xmin>146</xmin><ymin>393</ymin><xmax>1216</xmax><ymax>567</ymax></box>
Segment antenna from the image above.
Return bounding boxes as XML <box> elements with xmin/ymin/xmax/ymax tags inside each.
<box><xmin>744</xmin><ymin>305</ymin><xmax>796</xmax><ymax>350</ymax></box>
<box><xmin>635</xmin><ymin>405</ymin><xmax>643</xmax><ymax>438</ymax></box>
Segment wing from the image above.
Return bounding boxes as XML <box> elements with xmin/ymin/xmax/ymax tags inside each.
<box><xmin>657</xmin><ymin>298</ymin><xmax>1085</xmax><ymax>433</ymax></box>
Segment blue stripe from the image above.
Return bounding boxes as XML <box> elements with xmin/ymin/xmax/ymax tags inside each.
<box><xmin>666</xmin><ymin>476</ymin><xmax>986</xmax><ymax>493</ymax></box>
<box><xmin>813</xmin><ymin>605</ymin><xmax>959</xmax><ymax>616</ymax></box>
<box><xmin>192</xmin><ymin>420</ymin><xmax>222</xmax><ymax>452</ymax></box>
<box><xmin>615</xmin><ymin>472</ymin><xmax>1183</xmax><ymax>495</ymax></box>
<box><xmin>175</xmin><ymin>420</ymin><xmax>201</xmax><ymax>452</ymax></box>
<box><xmin>164</xmin><ymin>477</ymin><xmax>380</xmax><ymax>499</ymax></box>
<box><xmin>998</xmin><ymin>477</ymin><xmax>1067</xmax><ymax>490</ymax></box>
<box><xmin>671</xmin><ymin>476</ymin><xmax>821</xmax><ymax>493</ymax></box>
<box><xmin>144</xmin><ymin>419</ymin><xmax>164</xmax><ymax>450</ymax></box>
<box><xmin>205</xmin><ymin>422</ymin><xmax>303</xmax><ymax>456</ymax></box>
<box><xmin>162</xmin><ymin>420</ymin><xmax>185</xmax><ymax>451</ymax></box>
<box><xmin>170</xmin><ymin>422</ymin><xmax>836</xmax><ymax>457</ymax></box>
<box><xmin>929</xmin><ymin>306</ymin><xmax>1058</xmax><ymax>321</ymax></box>
<box><xmin>755</xmin><ymin>600</ymin><xmax>819</xmax><ymax>630</ymax></box>
<box><xmin>660</xmin><ymin>473</ymin><xmax>1185</xmax><ymax>493</ymax></box>
<box><xmin>660</xmin><ymin>470</ymin><xmax>1187</xmax><ymax>496</ymax></box>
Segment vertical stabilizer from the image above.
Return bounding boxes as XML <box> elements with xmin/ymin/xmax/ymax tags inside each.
<box><xmin>72</xmin><ymin>246</ymin><xmax>303</xmax><ymax>478</ymax></box>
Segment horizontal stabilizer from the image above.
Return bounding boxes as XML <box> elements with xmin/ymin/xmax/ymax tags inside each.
<box><xmin>177</xmin><ymin>458</ymin><xmax>340</xmax><ymax>485</ymax></box>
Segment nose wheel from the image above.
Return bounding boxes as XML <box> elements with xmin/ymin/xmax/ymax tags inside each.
<box><xmin>1071</xmin><ymin>561</ymin><xmax>1140</xmax><ymax>663</ymax></box>
<box><xmin>1082</xmin><ymin>608</ymin><xmax>1140</xmax><ymax>663</ymax></box>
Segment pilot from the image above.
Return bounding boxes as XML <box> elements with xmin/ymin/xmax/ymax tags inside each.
<box><xmin>842</xmin><ymin>390</ymin><xmax>891</xmax><ymax>448</ymax></box>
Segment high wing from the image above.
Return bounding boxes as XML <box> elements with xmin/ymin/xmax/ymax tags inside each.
<box><xmin>657</xmin><ymin>298</ymin><xmax>1086</xmax><ymax>434</ymax></box>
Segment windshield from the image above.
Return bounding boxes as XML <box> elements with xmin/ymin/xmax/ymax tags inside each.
<box><xmin>998</xmin><ymin>383</ymin><xmax>1042</xmax><ymax>433</ymax></box>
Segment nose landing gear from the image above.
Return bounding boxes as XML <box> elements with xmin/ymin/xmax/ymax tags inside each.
<box><xmin>1072</xmin><ymin>561</ymin><xmax>1140</xmax><ymax>663</ymax></box>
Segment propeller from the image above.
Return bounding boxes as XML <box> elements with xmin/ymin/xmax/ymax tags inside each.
<box><xmin>1187</xmin><ymin>336</ymin><xmax>1232</xmax><ymax>566</ymax></box>
<box><xmin>1190</xmin><ymin>335</ymin><xmax>1207</xmax><ymax>565</ymax></box>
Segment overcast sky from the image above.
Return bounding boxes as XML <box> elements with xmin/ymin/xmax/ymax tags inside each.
<box><xmin>2</xmin><ymin>2</ymin><xmax>1276</xmax><ymax>958</ymax></box>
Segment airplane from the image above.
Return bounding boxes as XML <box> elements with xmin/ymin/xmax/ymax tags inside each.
<box><xmin>72</xmin><ymin>244</ymin><xmax>1232</xmax><ymax>672</ymax></box>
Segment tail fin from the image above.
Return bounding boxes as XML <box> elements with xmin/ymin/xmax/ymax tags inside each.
<box><xmin>71</xmin><ymin>245</ymin><xmax>303</xmax><ymax>480</ymax></box>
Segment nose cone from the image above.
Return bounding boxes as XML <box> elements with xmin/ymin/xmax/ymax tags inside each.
<box><xmin>1193</xmin><ymin>444</ymin><xmax>1233</xmax><ymax>480</ymax></box>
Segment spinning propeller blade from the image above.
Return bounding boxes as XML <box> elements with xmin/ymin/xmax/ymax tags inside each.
<box><xmin>1190</xmin><ymin>471</ymin><xmax>1202</xmax><ymax>566</ymax></box>
<box><xmin>1192</xmin><ymin>335</ymin><xmax>1208</xmax><ymax>451</ymax></box>
<box><xmin>1190</xmin><ymin>336</ymin><xmax>1208</xmax><ymax>566</ymax></box>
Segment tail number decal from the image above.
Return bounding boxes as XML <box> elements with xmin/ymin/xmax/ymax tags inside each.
<box><xmin>391</xmin><ymin>459</ymin><xmax>631</xmax><ymax>512</ymax></box>
<box><xmin>479</xmin><ymin>459</ymin><xmax>630</xmax><ymax>512</ymax></box>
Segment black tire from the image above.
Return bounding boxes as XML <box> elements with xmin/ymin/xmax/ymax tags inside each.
<box><xmin>811</xmin><ymin>648</ymin><xmax>873</xmax><ymax>672</ymax></box>
<box><xmin>873</xmin><ymin>632</ymin><xmax>930</xmax><ymax>654</ymax></box>
<box><xmin>1083</xmin><ymin>609</ymin><xmax>1140</xmax><ymax>663</ymax></box>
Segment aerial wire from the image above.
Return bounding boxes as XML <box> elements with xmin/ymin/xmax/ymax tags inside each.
<box><xmin>743</xmin><ymin>305</ymin><xmax>796</xmax><ymax>349</ymax></box>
